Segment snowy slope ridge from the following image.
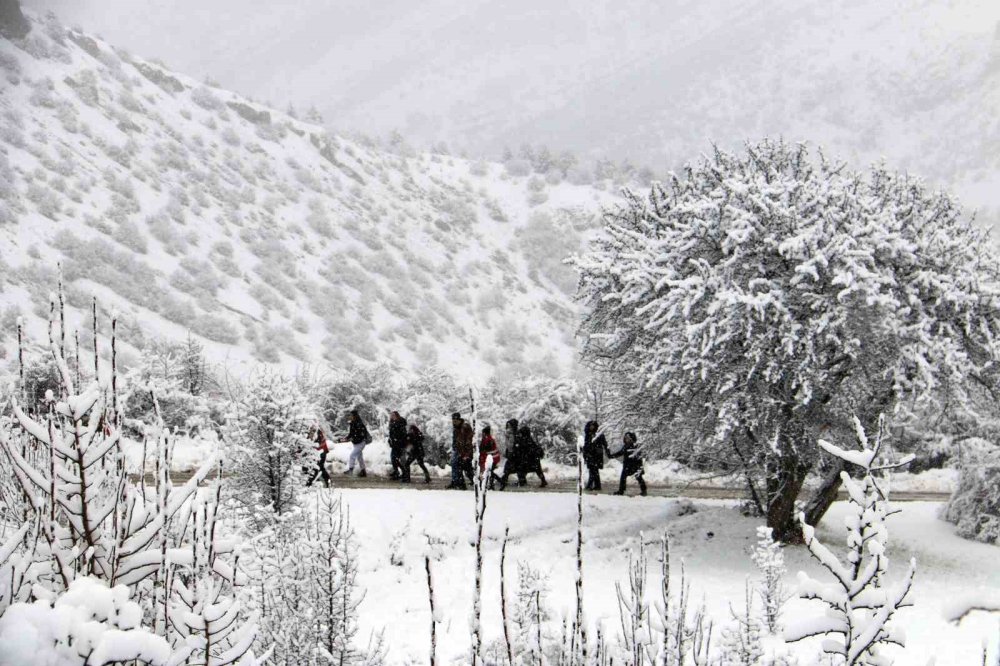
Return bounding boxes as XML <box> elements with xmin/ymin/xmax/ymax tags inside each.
<box><xmin>28</xmin><ymin>0</ymin><xmax>1000</xmax><ymax>226</ymax></box>
<box><xmin>0</xmin><ymin>13</ymin><xmax>614</xmax><ymax>379</ymax></box>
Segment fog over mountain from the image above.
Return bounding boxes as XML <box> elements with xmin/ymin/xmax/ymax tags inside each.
<box><xmin>26</xmin><ymin>0</ymin><xmax>1000</xmax><ymax>223</ymax></box>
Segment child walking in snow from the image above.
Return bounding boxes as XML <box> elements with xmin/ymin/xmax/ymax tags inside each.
<box><xmin>305</xmin><ymin>425</ymin><xmax>331</xmax><ymax>488</ymax></box>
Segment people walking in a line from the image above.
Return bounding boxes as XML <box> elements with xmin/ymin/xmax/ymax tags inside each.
<box><xmin>582</xmin><ymin>420</ymin><xmax>607</xmax><ymax>491</ymax></box>
<box><xmin>341</xmin><ymin>410</ymin><xmax>370</xmax><ymax>477</ymax></box>
<box><xmin>479</xmin><ymin>424</ymin><xmax>501</xmax><ymax>489</ymax></box>
<box><xmin>305</xmin><ymin>424</ymin><xmax>331</xmax><ymax>488</ymax></box>
<box><xmin>608</xmin><ymin>431</ymin><xmax>646</xmax><ymax>496</ymax></box>
<box><xmin>388</xmin><ymin>410</ymin><xmax>408</xmax><ymax>480</ymax></box>
<box><xmin>403</xmin><ymin>423</ymin><xmax>432</xmax><ymax>484</ymax></box>
<box><xmin>446</xmin><ymin>412</ymin><xmax>475</xmax><ymax>489</ymax></box>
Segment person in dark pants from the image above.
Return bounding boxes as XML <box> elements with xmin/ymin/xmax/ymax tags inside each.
<box><xmin>446</xmin><ymin>412</ymin><xmax>475</xmax><ymax>489</ymax></box>
<box><xmin>499</xmin><ymin>419</ymin><xmax>521</xmax><ymax>490</ymax></box>
<box><xmin>388</xmin><ymin>411</ymin><xmax>408</xmax><ymax>480</ymax></box>
<box><xmin>305</xmin><ymin>426</ymin><xmax>331</xmax><ymax>488</ymax></box>
<box><xmin>582</xmin><ymin>421</ymin><xmax>607</xmax><ymax>491</ymax></box>
<box><xmin>518</xmin><ymin>424</ymin><xmax>547</xmax><ymax>487</ymax></box>
<box><xmin>501</xmin><ymin>423</ymin><xmax>547</xmax><ymax>488</ymax></box>
<box><xmin>607</xmin><ymin>431</ymin><xmax>646</xmax><ymax>496</ymax></box>
<box><xmin>403</xmin><ymin>423</ymin><xmax>432</xmax><ymax>484</ymax></box>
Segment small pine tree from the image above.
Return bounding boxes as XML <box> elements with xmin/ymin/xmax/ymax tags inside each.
<box><xmin>784</xmin><ymin>416</ymin><xmax>916</xmax><ymax>664</ymax></box>
<box><xmin>718</xmin><ymin>581</ymin><xmax>764</xmax><ymax>666</ymax></box>
<box><xmin>750</xmin><ymin>526</ymin><xmax>789</xmax><ymax>634</ymax></box>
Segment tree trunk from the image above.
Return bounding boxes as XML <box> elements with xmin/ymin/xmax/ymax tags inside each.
<box><xmin>803</xmin><ymin>459</ymin><xmax>846</xmax><ymax>528</ymax></box>
<box><xmin>766</xmin><ymin>448</ymin><xmax>811</xmax><ymax>544</ymax></box>
<box><xmin>0</xmin><ymin>0</ymin><xmax>29</xmax><ymax>39</ymax></box>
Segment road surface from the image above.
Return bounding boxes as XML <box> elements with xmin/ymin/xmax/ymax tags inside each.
<box><xmin>148</xmin><ymin>471</ymin><xmax>950</xmax><ymax>502</ymax></box>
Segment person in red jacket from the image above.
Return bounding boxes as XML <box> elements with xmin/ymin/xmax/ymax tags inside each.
<box><xmin>305</xmin><ymin>425</ymin><xmax>331</xmax><ymax>488</ymax></box>
<box><xmin>479</xmin><ymin>424</ymin><xmax>501</xmax><ymax>473</ymax></box>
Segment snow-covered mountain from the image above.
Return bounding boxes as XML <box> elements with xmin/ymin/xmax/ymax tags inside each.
<box><xmin>0</xmin><ymin>13</ymin><xmax>616</xmax><ymax>379</ymax></box>
<box><xmin>27</xmin><ymin>0</ymin><xmax>1000</xmax><ymax>225</ymax></box>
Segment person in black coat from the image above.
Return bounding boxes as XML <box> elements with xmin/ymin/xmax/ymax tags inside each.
<box><xmin>501</xmin><ymin>423</ymin><xmax>547</xmax><ymax>489</ymax></box>
<box><xmin>582</xmin><ymin>421</ymin><xmax>607</xmax><ymax>491</ymax></box>
<box><xmin>340</xmin><ymin>410</ymin><xmax>370</xmax><ymax>477</ymax></box>
<box><xmin>388</xmin><ymin>411</ymin><xmax>408</xmax><ymax>480</ymax></box>
<box><xmin>607</xmin><ymin>431</ymin><xmax>646</xmax><ymax>496</ymax></box>
<box><xmin>402</xmin><ymin>423</ymin><xmax>432</xmax><ymax>484</ymax></box>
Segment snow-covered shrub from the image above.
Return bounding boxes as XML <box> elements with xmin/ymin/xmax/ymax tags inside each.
<box><xmin>750</xmin><ymin>526</ymin><xmax>789</xmax><ymax>633</ymax></box>
<box><xmin>191</xmin><ymin>86</ymin><xmax>223</xmax><ymax>111</ymax></box>
<box><xmin>244</xmin><ymin>493</ymin><xmax>385</xmax><ymax>666</ymax></box>
<box><xmin>112</xmin><ymin>219</ymin><xmax>148</xmax><ymax>253</ymax></box>
<box><xmin>513</xmin><ymin>210</ymin><xmax>582</xmax><ymax>294</ymax></box>
<box><xmin>717</xmin><ymin>583</ymin><xmax>763</xmax><ymax>666</ymax></box>
<box><xmin>223</xmin><ymin>369</ymin><xmax>316</xmax><ymax>520</ymax></box>
<box><xmin>25</xmin><ymin>182</ymin><xmax>61</xmax><ymax>219</ymax></box>
<box><xmin>941</xmin><ymin>449</ymin><xmax>1000</xmax><ymax>544</ymax></box>
<box><xmin>192</xmin><ymin>313</ymin><xmax>240</xmax><ymax>345</ymax></box>
<box><xmin>785</xmin><ymin>417</ymin><xmax>916</xmax><ymax>664</ymax></box>
<box><xmin>0</xmin><ymin>577</ymin><xmax>170</xmax><ymax>666</ymax></box>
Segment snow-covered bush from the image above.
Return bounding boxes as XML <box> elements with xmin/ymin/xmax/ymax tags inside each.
<box><xmin>785</xmin><ymin>417</ymin><xmax>916</xmax><ymax>664</ymax></box>
<box><xmin>573</xmin><ymin>140</ymin><xmax>1000</xmax><ymax>541</ymax></box>
<box><xmin>223</xmin><ymin>369</ymin><xmax>316</xmax><ymax>519</ymax></box>
<box><xmin>244</xmin><ymin>493</ymin><xmax>385</xmax><ymax>666</ymax></box>
<box><xmin>717</xmin><ymin>583</ymin><xmax>764</xmax><ymax>666</ymax></box>
<box><xmin>750</xmin><ymin>526</ymin><xmax>789</xmax><ymax>633</ymax></box>
<box><xmin>0</xmin><ymin>577</ymin><xmax>170</xmax><ymax>666</ymax></box>
<box><xmin>941</xmin><ymin>448</ymin><xmax>1000</xmax><ymax>544</ymax></box>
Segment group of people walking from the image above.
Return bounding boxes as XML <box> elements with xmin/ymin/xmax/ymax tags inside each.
<box><xmin>306</xmin><ymin>410</ymin><xmax>647</xmax><ymax>496</ymax></box>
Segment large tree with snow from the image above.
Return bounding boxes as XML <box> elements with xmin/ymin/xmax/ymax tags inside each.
<box><xmin>572</xmin><ymin>140</ymin><xmax>1000</xmax><ymax>540</ymax></box>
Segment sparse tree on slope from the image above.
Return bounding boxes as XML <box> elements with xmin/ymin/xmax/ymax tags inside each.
<box><xmin>572</xmin><ymin>140</ymin><xmax>1000</xmax><ymax>540</ymax></box>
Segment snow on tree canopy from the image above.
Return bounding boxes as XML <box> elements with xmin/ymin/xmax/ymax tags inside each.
<box><xmin>572</xmin><ymin>139</ymin><xmax>1000</xmax><ymax>540</ymax></box>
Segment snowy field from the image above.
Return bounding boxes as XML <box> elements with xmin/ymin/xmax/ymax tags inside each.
<box><xmin>329</xmin><ymin>488</ymin><xmax>998</xmax><ymax>665</ymax></box>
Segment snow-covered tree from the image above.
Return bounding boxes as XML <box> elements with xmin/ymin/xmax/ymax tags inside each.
<box><xmin>223</xmin><ymin>368</ymin><xmax>315</xmax><ymax>519</ymax></box>
<box><xmin>572</xmin><ymin>140</ymin><xmax>1000</xmax><ymax>540</ymax></box>
<box><xmin>785</xmin><ymin>417</ymin><xmax>915</xmax><ymax>664</ymax></box>
<box><xmin>940</xmin><ymin>447</ymin><xmax>1000</xmax><ymax>544</ymax></box>
<box><xmin>480</xmin><ymin>375</ymin><xmax>584</xmax><ymax>463</ymax></box>
<box><xmin>0</xmin><ymin>290</ymin><xmax>260</xmax><ymax>665</ymax></box>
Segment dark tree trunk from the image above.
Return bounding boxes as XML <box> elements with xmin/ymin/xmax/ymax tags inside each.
<box><xmin>803</xmin><ymin>459</ymin><xmax>846</xmax><ymax>528</ymax></box>
<box><xmin>765</xmin><ymin>449</ymin><xmax>811</xmax><ymax>543</ymax></box>
<box><xmin>0</xmin><ymin>0</ymin><xmax>30</xmax><ymax>39</ymax></box>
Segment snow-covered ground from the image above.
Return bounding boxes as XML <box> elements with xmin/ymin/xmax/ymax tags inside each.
<box><xmin>329</xmin><ymin>488</ymin><xmax>997</xmax><ymax>665</ymax></box>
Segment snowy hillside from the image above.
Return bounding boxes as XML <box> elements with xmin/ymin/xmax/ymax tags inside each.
<box><xmin>0</xmin><ymin>13</ymin><xmax>615</xmax><ymax>379</ymax></box>
<box><xmin>30</xmin><ymin>0</ymin><xmax>1000</xmax><ymax>225</ymax></box>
